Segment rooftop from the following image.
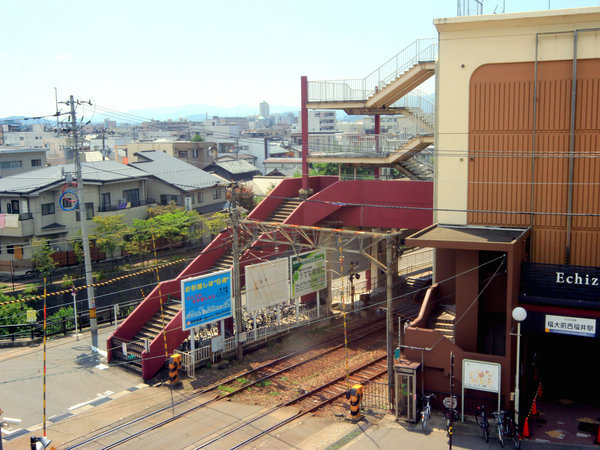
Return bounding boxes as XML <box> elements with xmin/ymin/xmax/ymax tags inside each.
<box><xmin>130</xmin><ymin>150</ymin><xmax>221</xmax><ymax>192</ymax></box>
<box><xmin>0</xmin><ymin>160</ymin><xmax>147</xmax><ymax>194</ymax></box>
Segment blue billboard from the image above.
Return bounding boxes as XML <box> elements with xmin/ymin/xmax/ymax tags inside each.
<box><xmin>181</xmin><ymin>269</ymin><xmax>232</xmax><ymax>331</ymax></box>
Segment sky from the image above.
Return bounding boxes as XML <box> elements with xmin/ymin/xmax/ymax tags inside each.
<box><xmin>1</xmin><ymin>0</ymin><xmax>598</xmax><ymax>120</ymax></box>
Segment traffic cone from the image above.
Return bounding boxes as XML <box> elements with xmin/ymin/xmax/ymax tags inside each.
<box><xmin>531</xmin><ymin>399</ymin><xmax>538</xmax><ymax>416</ymax></box>
<box><xmin>538</xmin><ymin>383</ymin><xmax>543</xmax><ymax>399</ymax></box>
<box><xmin>595</xmin><ymin>423</ymin><xmax>600</xmax><ymax>445</ymax></box>
<box><xmin>522</xmin><ymin>417</ymin><xmax>531</xmax><ymax>439</ymax></box>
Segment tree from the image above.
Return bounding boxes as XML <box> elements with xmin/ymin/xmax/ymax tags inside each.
<box><xmin>89</xmin><ymin>214</ymin><xmax>130</xmax><ymax>259</ymax></box>
<box><xmin>191</xmin><ymin>134</ymin><xmax>204</xmax><ymax>142</ymax></box>
<box><xmin>31</xmin><ymin>238</ymin><xmax>57</xmax><ymax>278</ymax></box>
<box><xmin>0</xmin><ymin>291</ymin><xmax>29</xmax><ymax>335</ymax></box>
<box><xmin>203</xmin><ymin>211</ymin><xmax>228</xmax><ymax>237</ymax></box>
<box><xmin>132</xmin><ymin>209</ymin><xmax>200</xmax><ymax>251</ymax></box>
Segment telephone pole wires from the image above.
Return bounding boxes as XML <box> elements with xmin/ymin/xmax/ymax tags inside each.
<box><xmin>69</xmin><ymin>95</ymin><xmax>98</xmax><ymax>351</ymax></box>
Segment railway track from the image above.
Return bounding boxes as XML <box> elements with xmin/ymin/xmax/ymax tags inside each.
<box><xmin>63</xmin><ymin>318</ymin><xmax>387</xmax><ymax>449</ymax></box>
<box><xmin>197</xmin><ymin>355</ymin><xmax>388</xmax><ymax>449</ymax></box>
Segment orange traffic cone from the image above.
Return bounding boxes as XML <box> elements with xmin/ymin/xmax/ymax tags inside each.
<box><xmin>531</xmin><ymin>399</ymin><xmax>538</xmax><ymax>416</ymax></box>
<box><xmin>595</xmin><ymin>423</ymin><xmax>600</xmax><ymax>445</ymax></box>
<box><xmin>538</xmin><ymin>383</ymin><xmax>543</xmax><ymax>399</ymax></box>
<box><xmin>522</xmin><ymin>417</ymin><xmax>531</xmax><ymax>439</ymax></box>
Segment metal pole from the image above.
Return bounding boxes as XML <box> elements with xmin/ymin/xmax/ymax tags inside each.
<box><xmin>42</xmin><ymin>278</ymin><xmax>47</xmax><ymax>437</ymax></box>
<box><xmin>515</xmin><ymin>321</ymin><xmax>522</xmax><ymax>427</ymax></box>
<box><xmin>72</xmin><ymin>290</ymin><xmax>79</xmax><ymax>340</ymax></box>
<box><xmin>230</xmin><ymin>184</ymin><xmax>243</xmax><ymax>360</ymax></box>
<box><xmin>70</xmin><ymin>96</ymin><xmax>98</xmax><ymax>352</ymax></box>
<box><xmin>300</xmin><ymin>76</ymin><xmax>309</xmax><ymax>191</ymax></box>
<box><xmin>386</xmin><ymin>236</ymin><xmax>394</xmax><ymax>402</ymax></box>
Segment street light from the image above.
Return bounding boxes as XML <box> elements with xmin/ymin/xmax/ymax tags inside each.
<box><xmin>512</xmin><ymin>306</ymin><xmax>527</xmax><ymax>427</ymax></box>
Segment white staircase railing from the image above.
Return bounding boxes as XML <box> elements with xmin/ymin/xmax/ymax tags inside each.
<box><xmin>308</xmin><ymin>38</ymin><xmax>437</xmax><ymax>103</ymax></box>
<box><xmin>308</xmin><ymin>132</ymin><xmax>418</xmax><ymax>156</ymax></box>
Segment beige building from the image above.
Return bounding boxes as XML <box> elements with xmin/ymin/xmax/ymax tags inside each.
<box><xmin>0</xmin><ymin>161</ymin><xmax>149</xmax><ymax>272</ymax></box>
<box><xmin>404</xmin><ymin>6</ymin><xmax>600</xmax><ymax>432</ymax></box>
<box><xmin>0</xmin><ymin>147</ymin><xmax>47</xmax><ymax>177</ymax></box>
<box><xmin>121</xmin><ymin>141</ymin><xmax>216</xmax><ymax>169</ymax></box>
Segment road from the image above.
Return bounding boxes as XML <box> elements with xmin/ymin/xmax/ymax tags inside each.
<box><xmin>0</xmin><ymin>325</ymin><xmax>143</xmax><ymax>436</ymax></box>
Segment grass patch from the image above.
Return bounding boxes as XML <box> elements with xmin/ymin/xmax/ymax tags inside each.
<box><xmin>279</xmin><ymin>376</ymin><xmax>288</xmax><ymax>382</ymax></box>
<box><xmin>255</xmin><ymin>380</ymin><xmax>273</xmax><ymax>387</ymax></box>
<box><xmin>267</xmin><ymin>391</ymin><xmax>280</xmax><ymax>396</ymax></box>
<box><xmin>218</xmin><ymin>384</ymin><xmax>236</xmax><ymax>394</ymax></box>
<box><xmin>235</xmin><ymin>377</ymin><xmax>249</xmax><ymax>384</ymax></box>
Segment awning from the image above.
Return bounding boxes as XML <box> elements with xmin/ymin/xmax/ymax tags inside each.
<box><xmin>405</xmin><ymin>224</ymin><xmax>530</xmax><ymax>251</ymax></box>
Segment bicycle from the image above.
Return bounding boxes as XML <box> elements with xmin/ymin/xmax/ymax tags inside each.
<box><xmin>475</xmin><ymin>405</ymin><xmax>490</xmax><ymax>443</ymax></box>
<box><xmin>421</xmin><ymin>393</ymin><xmax>435</xmax><ymax>431</ymax></box>
<box><xmin>493</xmin><ymin>410</ymin><xmax>521</xmax><ymax>448</ymax></box>
<box><xmin>443</xmin><ymin>396</ymin><xmax>459</xmax><ymax>434</ymax></box>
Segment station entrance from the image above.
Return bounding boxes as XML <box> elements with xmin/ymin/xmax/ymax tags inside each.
<box><xmin>521</xmin><ymin>325</ymin><xmax>600</xmax><ymax>445</ymax></box>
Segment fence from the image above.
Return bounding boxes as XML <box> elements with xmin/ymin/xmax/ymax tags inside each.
<box><xmin>308</xmin><ymin>38</ymin><xmax>438</xmax><ymax>103</ymax></box>
<box><xmin>0</xmin><ymin>297</ymin><xmax>142</xmax><ymax>342</ymax></box>
<box><xmin>362</xmin><ymin>380</ymin><xmax>393</xmax><ymax>412</ymax></box>
<box><xmin>176</xmin><ymin>305</ymin><xmax>324</xmax><ymax>378</ymax></box>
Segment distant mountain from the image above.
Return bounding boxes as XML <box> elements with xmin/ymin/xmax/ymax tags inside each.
<box><xmin>126</xmin><ymin>104</ymin><xmax>299</xmax><ymax>122</ymax></box>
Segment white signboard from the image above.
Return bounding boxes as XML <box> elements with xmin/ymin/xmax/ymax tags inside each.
<box><xmin>545</xmin><ymin>314</ymin><xmax>596</xmax><ymax>337</ymax></box>
<box><xmin>290</xmin><ymin>249</ymin><xmax>327</xmax><ymax>298</ymax></box>
<box><xmin>245</xmin><ymin>257</ymin><xmax>290</xmax><ymax>312</ymax></box>
<box><xmin>462</xmin><ymin>359</ymin><xmax>501</xmax><ymax>393</ymax></box>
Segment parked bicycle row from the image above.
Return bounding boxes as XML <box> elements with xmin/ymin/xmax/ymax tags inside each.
<box><xmin>421</xmin><ymin>394</ymin><xmax>521</xmax><ymax>448</ymax></box>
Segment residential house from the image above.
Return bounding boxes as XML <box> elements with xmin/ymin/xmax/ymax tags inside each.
<box><xmin>203</xmin><ymin>160</ymin><xmax>261</xmax><ymax>183</ymax></box>
<box><xmin>0</xmin><ymin>161</ymin><xmax>150</xmax><ymax>272</ymax></box>
<box><xmin>0</xmin><ymin>147</ymin><xmax>47</xmax><ymax>177</ymax></box>
<box><xmin>129</xmin><ymin>150</ymin><xmax>226</xmax><ymax>214</ymax></box>
<box><xmin>122</xmin><ymin>141</ymin><xmax>216</xmax><ymax>169</ymax></box>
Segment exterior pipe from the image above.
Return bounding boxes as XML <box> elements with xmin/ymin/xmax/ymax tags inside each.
<box><xmin>566</xmin><ymin>31</ymin><xmax>578</xmax><ymax>265</ymax></box>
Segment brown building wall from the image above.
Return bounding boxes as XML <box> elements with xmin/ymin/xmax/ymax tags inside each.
<box><xmin>468</xmin><ymin>59</ymin><xmax>600</xmax><ymax>265</ymax></box>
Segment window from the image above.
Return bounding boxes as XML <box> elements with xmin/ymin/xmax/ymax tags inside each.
<box><xmin>178</xmin><ymin>150</ymin><xmax>188</xmax><ymax>158</ymax></box>
<box><xmin>122</xmin><ymin>188</ymin><xmax>140</xmax><ymax>207</ymax></box>
<box><xmin>31</xmin><ymin>159</ymin><xmax>42</xmax><ymax>167</ymax></box>
<box><xmin>192</xmin><ymin>149</ymin><xmax>199</xmax><ymax>158</ymax></box>
<box><xmin>42</xmin><ymin>203</ymin><xmax>55</xmax><ymax>215</ymax></box>
<box><xmin>7</xmin><ymin>245</ymin><xmax>14</xmax><ymax>254</ymax></box>
<box><xmin>197</xmin><ymin>191</ymin><xmax>203</xmax><ymax>203</ymax></box>
<box><xmin>213</xmin><ymin>188</ymin><xmax>222</xmax><ymax>200</ymax></box>
<box><xmin>7</xmin><ymin>200</ymin><xmax>19</xmax><ymax>214</ymax></box>
<box><xmin>76</xmin><ymin>202</ymin><xmax>94</xmax><ymax>221</ymax></box>
<box><xmin>101</xmin><ymin>193</ymin><xmax>111</xmax><ymax>211</ymax></box>
<box><xmin>0</xmin><ymin>161</ymin><xmax>23</xmax><ymax>170</ymax></box>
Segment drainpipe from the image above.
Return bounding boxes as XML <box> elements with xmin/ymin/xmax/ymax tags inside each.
<box><xmin>565</xmin><ymin>31</ymin><xmax>578</xmax><ymax>265</ymax></box>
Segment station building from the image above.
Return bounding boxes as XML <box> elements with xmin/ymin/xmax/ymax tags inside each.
<box><xmin>405</xmin><ymin>6</ymin><xmax>600</xmax><ymax>426</ymax></box>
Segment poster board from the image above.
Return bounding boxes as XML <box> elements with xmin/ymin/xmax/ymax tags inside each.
<box><xmin>181</xmin><ymin>269</ymin><xmax>232</xmax><ymax>331</ymax></box>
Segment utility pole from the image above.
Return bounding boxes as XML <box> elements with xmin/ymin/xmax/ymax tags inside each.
<box><xmin>386</xmin><ymin>235</ymin><xmax>394</xmax><ymax>403</ymax></box>
<box><xmin>230</xmin><ymin>183</ymin><xmax>243</xmax><ymax>360</ymax></box>
<box><xmin>69</xmin><ymin>95</ymin><xmax>98</xmax><ymax>352</ymax></box>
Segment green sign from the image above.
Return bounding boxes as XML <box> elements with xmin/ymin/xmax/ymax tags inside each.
<box><xmin>290</xmin><ymin>250</ymin><xmax>327</xmax><ymax>297</ymax></box>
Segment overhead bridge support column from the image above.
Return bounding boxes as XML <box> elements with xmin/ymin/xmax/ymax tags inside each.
<box><xmin>374</xmin><ymin>114</ymin><xmax>381</xmax><ymax>179</ymax></box>
<box><xmin>300</xmin><ymin>76</ymin><xmax>310</xmax><ymax>196</ymax></box>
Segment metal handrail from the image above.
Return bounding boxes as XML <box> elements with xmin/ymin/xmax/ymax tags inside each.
<box><xmin>308</xmin><ymin>38</ymin><xmax>437</xmax><ymax>102</ymax></box>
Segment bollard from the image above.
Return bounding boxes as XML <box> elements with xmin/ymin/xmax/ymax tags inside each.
<box><xmin>168</xmin><ymin>354</ymin><xmax>182</xmax><ymax>385</ymax></box>
<box><xmin>345</xmin><ymin>384</ymin><xmax>364</xmax><ymax>420</ymax></box>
